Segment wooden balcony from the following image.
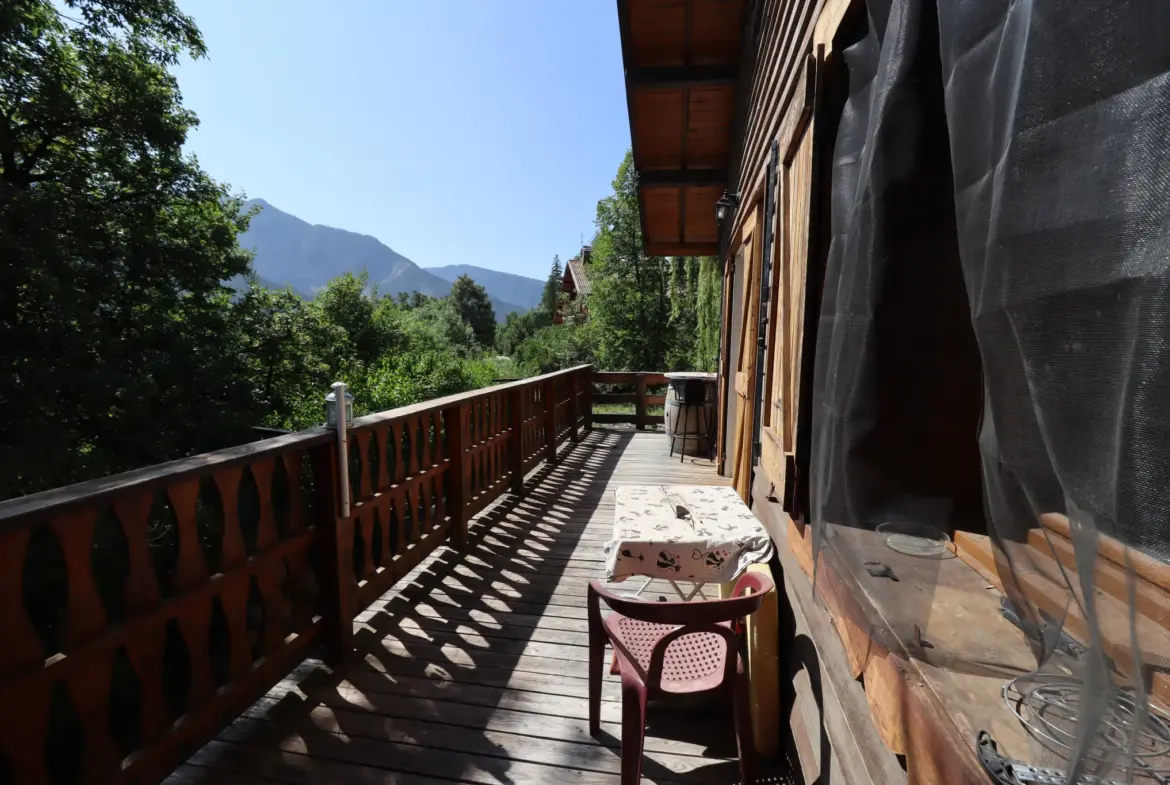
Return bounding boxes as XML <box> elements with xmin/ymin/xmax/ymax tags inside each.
<box><xmin>0</xmin><ymin>367</ymin><xmax>759</xmax><ymax>785</ymax></box>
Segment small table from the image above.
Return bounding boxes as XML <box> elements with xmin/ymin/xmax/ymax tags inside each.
<box><xmin>605</xmin><ymin>484</ymin><xmax>773</xmax><ymax>600</ymax></box>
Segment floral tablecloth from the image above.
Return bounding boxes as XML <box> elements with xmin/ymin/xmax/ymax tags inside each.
<box><xmin>605</xmin><ymin>485</ymin><xmax>773</xmax><ymax>584</ymax></box>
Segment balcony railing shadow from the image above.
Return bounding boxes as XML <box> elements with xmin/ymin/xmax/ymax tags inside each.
<box><xmin>175</xmin><ymin>427</ymin><xmax>749</xmax><ymax>785</ymax></box>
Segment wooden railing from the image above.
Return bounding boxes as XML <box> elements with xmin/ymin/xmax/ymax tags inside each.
<box><xmin>0</xmin><ymin>364</ymin><xmax>592</xmax><ymax>785</ymax></box>
<box><xmin>590</xmin><ymin>371</ymin><xmax>668</xmax><ymax>429</ymax></box>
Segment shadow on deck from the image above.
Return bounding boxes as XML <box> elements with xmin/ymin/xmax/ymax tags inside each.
<box><xmin>170</xmin><ymin>429</ymin><xmax>782</xmax><ymax>785</ymax></box>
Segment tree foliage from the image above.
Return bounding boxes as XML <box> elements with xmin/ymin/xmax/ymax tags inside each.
<box><xmin>694</xmin><ymin>256</ymin><xmax>722</xmax><ymax>371</ymax></box>
<box><xmin>0</xmin><ymin>0</ymin><xmax>258</xmax><ymax>497</ymax></box>
<box><xmin>448</xmin><ymin>274</ymin><xmax>496</xmax><ymax>348</ymax></box>
<box><xmin>587</xmin><ymin>152</ymin><xmax>673</xmax><ymax>371</ymax></box>
<box><xmin>541</xmin><ymin>255</ymin><xmax>563</xmax><ymax>315</ymax></box>
<box><xmin>503</xmin><ymin>153</ymin><xmax>722</xmax><ymax>378</ymax></box>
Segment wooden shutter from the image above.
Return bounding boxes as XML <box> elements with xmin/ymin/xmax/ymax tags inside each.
<box><xmin>762</xmin><ymin>55</ymin><xmax>818</xmax><ymax>502</ymax></box>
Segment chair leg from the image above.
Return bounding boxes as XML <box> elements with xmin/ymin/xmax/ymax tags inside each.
<box><xmin>733</xmin><ymin>663</ymin><xmax>757</xmax><ymax>785</ymax></box>
<box><xmin>679</xmin><ymin>403</ymin><xmax>688</xmax><ymax>463</ymax></box>
<box><xmin>588</xmin><ymin>600</ymin><xmax>604</xmax><ymax>735</ymax></box>
<box><xmin>620</xmin><ymin>679</ymin><xmax>648</xmax><ymax>785</ymax></box>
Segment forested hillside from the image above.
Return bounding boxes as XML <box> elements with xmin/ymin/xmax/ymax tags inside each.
<box><xmin>0</xmin><ymin>0</ymin><xmax>719</xmax><ymax>500</ymax></box>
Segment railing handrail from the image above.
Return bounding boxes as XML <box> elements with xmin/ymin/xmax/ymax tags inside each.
<box><xmin>348</xmin><ymin>364</ymin><xmax>592</xmax><ymax>430</ymax></box>
<box><xmin>0</xmin><ymin>364</ymin><xmax>593</xmax><ymax>528</ymax></box>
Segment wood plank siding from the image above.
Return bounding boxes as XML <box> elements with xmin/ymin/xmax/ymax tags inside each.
<box><xmin>726</xmin><ymin>0</ymin><xmax>822</xmax><ymax>245</ymax></box>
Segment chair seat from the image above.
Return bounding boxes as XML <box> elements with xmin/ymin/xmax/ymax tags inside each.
<box><xmin>605</xmin><ymin>613</ymin><xmax>731</xmax><ymax>693</ymax></box>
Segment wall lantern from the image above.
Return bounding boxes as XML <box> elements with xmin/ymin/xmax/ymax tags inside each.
<box><xmin>325</xmin><ymin>382</ymin><xmax>354</xmax><ymax>428</ymax></box>
<box><xmin>715</xmin><ymin>191</ymin><xmax>739</xmax><ymax>223</ymax></box>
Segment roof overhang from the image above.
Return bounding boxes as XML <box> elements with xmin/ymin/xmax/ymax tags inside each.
<box><xmin>616</xmin><ymin>0</ymin><xmax>745</xmax><ymax>257</ymax></box>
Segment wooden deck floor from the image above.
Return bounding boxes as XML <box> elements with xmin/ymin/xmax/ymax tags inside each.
<box><xmin>170</xmin><ymin>428</ymin><xmax>776</xmax><ymax>785</ymax></box>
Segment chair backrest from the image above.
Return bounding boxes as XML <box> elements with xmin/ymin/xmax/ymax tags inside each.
<box><xmin>590</xmin><ymin>570</ymin><xmax>773</xmax><ymax>626</ymax></box>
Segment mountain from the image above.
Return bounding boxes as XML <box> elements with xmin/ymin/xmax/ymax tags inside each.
<box><xmin>427</xmin><ymin>265</ymin><xmax>546</xmax><ymax>311</ymax></box>
<box><xmin>238</xmin><ymin>199</ymin><xmax>524</xmax><ymax>320</ymax></box>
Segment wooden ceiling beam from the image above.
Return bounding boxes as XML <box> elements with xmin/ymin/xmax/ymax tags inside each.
<box><xmin>626</xmin><ymin>65</ymin><xmax>738</xmax><ymax>89</ymax></box>
<box><xmin>644</xmin><ymin>242</ymin><xmax>720</xmax><ymax>258</ymax></box>
<box><xmin>639</xmin><ymin>169</ymin><xmax>727</xmax><ymax>187</ymax></box>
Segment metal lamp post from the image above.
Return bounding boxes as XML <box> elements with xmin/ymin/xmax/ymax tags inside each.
<box><xmin>325</xmin><ymin>382</ymin><xmax>354</xmax><ymax>518</ymax></box>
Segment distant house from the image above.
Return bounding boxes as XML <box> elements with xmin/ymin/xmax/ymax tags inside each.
<box><xmin>554</xmin><ymin>244</ymin><xmax>592</xmax><ymax>324</ymax></box>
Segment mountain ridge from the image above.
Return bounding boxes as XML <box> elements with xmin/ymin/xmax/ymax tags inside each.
<box><xmin>238</xmin><ymin>199</ymin><xmax>526</xmax><ymax>320</ymax></box>
<box><xmin>426</xmin><ymin>265</ymin><xmax>546</xmax><ymax>311</ymax></box>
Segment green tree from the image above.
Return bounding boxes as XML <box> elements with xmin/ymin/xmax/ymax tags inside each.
<box><xmin>231</xmin><ymin>280</ymin><xmax>349</xmax><ymax>430</ymax></box>
<box><xmin>496</xmin><ymin>309</ymin><xmax>547</xmax><ymax>356</ymax></box>
<box><xmin>694</xmin><ymin>257</ymin><xmax>722</xmax><ymax>371</ymax></box>
<box><xmin>448</xmin><ymin>274</ymin><xmax>496</xmax><ymax>347</ymax></box>
<box><xmin>588</xmin><ymin>152</ymin><xmax>673</xmax><ymax>371</ymax></box>
<box><xmin>0</xmin><ymin>0</ymin><xmax>258</xmax><ymax>497</ymax></box>
<box><xmin>315</xmin><ymin>271</ymin><xmax>394</xmax><ymax>367</ymax></box>
<box><xmin>542</xmin><ymin>255</ymin><xmax>563</xmax><ymax>316</ymax></box>
<box><xmin>666</xmin><ymin>256</ymin><xmax>698</xmax><ymax>370</ymax></box>
<box><xmin>514</xmin><ymin>322</ymin><xmax>597</xmax><ymax>375</ymax></box>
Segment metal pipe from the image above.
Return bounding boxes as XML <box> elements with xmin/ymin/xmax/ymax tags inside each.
<box><xmin>333</xmin><ymin>381</ymin><xmax>351</xmax><ymax>518</ymax></box>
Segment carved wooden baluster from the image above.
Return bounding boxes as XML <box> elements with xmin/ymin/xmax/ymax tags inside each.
<box><xmin>256</xmin><ymin>565</ymin><xmax>285</xmax><ymax>657</ymax></box>
<box><xmin>583</xmin><ymin>367</ymin><xmax>594</xmax><ymax>432</ymax></box>
<box><xmin>543</xmin><ymin>379</ymin><xmax>557</xmax><ymax>463</ymax></box>
<box><xmin>484</xmin><ymin>399</ymin><xmax>492</xmax><ymax>487</ymax></box>
<box><xmin>391</xmin><ymin>495</ymin><xmax>406</xmax><ymax>556</ymax></box>
<box><xmin>398</xmin><ymin>484</ymin><xmax>412</xmax><ymax>545</ymax></box>
<box><xmin>112</xmin><ymin>491</ymin><xmax>169</xmax><ymax>749</ymax></box>
<box><xmin>375</xmin><ymin>428</ymin><xmax>390</xmax><ymax>492</ymax></box>
<box><xmin>167</xmin><ymin>479</ymin><xmax>216</xmax><ymax>709</ymax></box>
<box><xmin>0</xmin><ymin>525</ymin><xmax>48</xmax><ymax>782</ymax></box>
<box><xmin>420</xmin><ymin>412</ymin><xmax>432</xmax><ymax>472</ymax></box>
<box><xmin>442</xmin><ymin>404</ymin><xmax>469</xmax><ymax>547</ymax></box>
<box><xmin>215</xmin><ymin>468</ymin><xmax>252</xmax><ymax>680</ymax></box>
<box><xmin>353</xmin><ymin>431</ymin><xmax>371</xmax><ymax>505</ymax></box>
<box><xmin>377</xmin><ymin>495</ymin><xmax>392</xmax><ymax>568</ymax></box>
<box><xmin>358</xmin><ymin>507</ymin><xmax>374</xmax><ymax>581</ymax></box>
<box><xmin>283</xmin><ymin>452</ymin><xmax>306</xmax><ymax>534</ymax></box>
<box><xmin>490</xmin><ymin>396</ymin><xmax>500</xmax><ymax>484</ymax></box>
<box><xmin>251</xmin><ymin>458</ymin><xmax>278</xmax><ymax>553</ymax></box>
<box><xmin>45</xmin><ymin>508</ymin><xmax>120</xmax><ymax>776</ymax></box>
<box><xmin>124</xmin><ymin>621</ymin><xmax>168</xmax><ymax>749</ymax></box>
<box><xmin>407</xmin><ymin>418</ymin><xmax>420</xmax><ymax>479</ymax></box>
<box><xmin>214</xmin><ymin>467</ymin><xmax>245</xmax><ymax>572</ymax></box>
<box><xmin>177</xmin><ymin>592</ymin><xmax>215</xmax><ymax>709</ymax></box>
<box><xmin>309</xmin><ymin>441</ymin><xmax>351</xmax><ymax>660</ymax></box>
<box><xmin>509</xmin><ymin>388</ymin><xmax>524</xmax><ymax>494</ymax></box>
<box><xmin>50</xmin><ymin>508</ymin><xmax>107</xmax><ymax>649</ymax></box>
<box><xmin>167</xmin><ymin>479</ymin><xmax>208</xmax><ymax>593</ymax></box>
<box><xmin>435</xmin><ymin>468</ymin><xmax>448</xmax><ymax>526</ymax></box>
<box><xmin>114</xmin><ymin>493</ymin><xmax>163</xmax><ymax>615</ymax></box>
<box><xmin>569</xmin><ymin>373</ymin><xmax>580</xmax><ymax>443</ymax></box>
<box><xmin>391</xmin><ymin>421</ymin><xmax>405</xmax><ymax>484</ymax></box>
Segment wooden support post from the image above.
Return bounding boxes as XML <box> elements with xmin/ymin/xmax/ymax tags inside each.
<box><xmin>310</xmin><ymin>441</ymin><xmax>352</xmax><ymax>662</ymax></box>
<box><xmin>635</xmin><ymin>374</ymin><xmax>648</xmax><ymax>431</ymax></box>
<box><xmin>444</xmin><ymin>403</ymin><xmax>470</xmax><ymax>549</ymax></box>
<box><xmin>543</xmin><ymin>378</ymin><xmax>557</xmax><ymax>464</ymax></box>
<box><xmin>568</xmin><ymin>372</ymin><xmax>580</xmax><ymax>444</ymax></box>
<box><xmin>584</xmin><ymin>367</ymin><xmax>593</xmax><ymax>432</ymax></box>
<box><xmin>509</xmin><ymin>387</ymin><xmax>525</xmax><ymax>495</ymax></box>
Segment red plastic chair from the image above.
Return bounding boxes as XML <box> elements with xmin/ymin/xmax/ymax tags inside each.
<box><xmin>588</xmin><ymin>571</ymin><xmax>775</xmax><ymax>785</ymax></box>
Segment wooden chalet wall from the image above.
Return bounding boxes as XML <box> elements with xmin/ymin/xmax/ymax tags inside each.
<box><xmin>717</xmin><ymin>1</ymin><xmax>917</xmax><ymax>783</ymax></box>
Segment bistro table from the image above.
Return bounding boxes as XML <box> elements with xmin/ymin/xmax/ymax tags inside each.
<box><xmin>605</xmin><ymin>484</ymin><xmax>773</xmax><ymax>600</ymax></box>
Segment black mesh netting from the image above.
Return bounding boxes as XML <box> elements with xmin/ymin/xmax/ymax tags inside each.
<box><xmin>808</xmin><ymin>0</ymin><xmax>1170</xmax><ymax>780</ymax></box>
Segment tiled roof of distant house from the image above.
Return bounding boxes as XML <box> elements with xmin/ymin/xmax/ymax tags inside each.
<box><xmin>566</xmin><ymin>255</ymin><xmax>591</xmax><ymax>296</ymax></box>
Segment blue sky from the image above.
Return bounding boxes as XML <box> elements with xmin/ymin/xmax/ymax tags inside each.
<box><xmin>173</xmin><ymin>1</ymin><xmax>630</xmax><ymax>282</ymax></box>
